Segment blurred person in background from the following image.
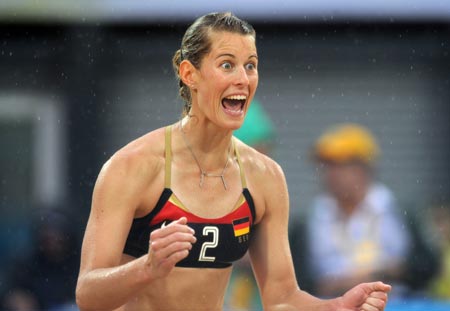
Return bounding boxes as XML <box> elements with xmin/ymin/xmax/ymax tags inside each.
<box><xmin>1</xmin><ymin>208</ymin><xmax>79</xmax><ymax>311</ymax></box>
<box><xmin>302</xmin><ymin>123</ymin><xmax>411</xmax><ymax>298</ymax></box>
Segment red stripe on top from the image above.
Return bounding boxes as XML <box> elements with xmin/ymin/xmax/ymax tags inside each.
<box><xmin>233</xmin><ymin>222</ymin><xmax>250</xmax><ymax>231</ymax></box>
<box><xmin>150</xmin><ymin>197</ymin><xmax>252</xmax><ymax>226</ymax></box>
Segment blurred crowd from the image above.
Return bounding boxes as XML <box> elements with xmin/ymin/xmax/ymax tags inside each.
<box><xmin>0</xmin><ymin>208</ymin><xmax>79</xmax><ymax>311</ymax></box>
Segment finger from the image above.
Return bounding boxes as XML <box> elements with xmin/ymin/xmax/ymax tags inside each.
<box><xmin>151</xmin><ymin>221</ymin><xmax>195</xmax><ymax>240</ymax></box>
<box><xmin>160</xmin><ymin>223</ymin><xmax>195</xmax><ymax>236</ymax></box>
<box><xmin>152</xmin><ymin>240</ymin><xmax>194</xmax><ymax>261</ymax></box>
<box><xmin>369</xmin><ymin>291</ymin><xmax>388</xmax><ymax>301</ymax></box>
<box><xmin>172</xmin><ymin>217</ymin><xmax>188</xmax><ymax>225</ymax></box>
<box><xmin>151</xmin><ymin>231</ymin><xmax>197</xmax><ymax>250</ymax></box>
<box><xmin>363</xmin><ymin>296</ymin><xmax>387</xmax><ymax>310</ymax></box>
<box><xmin>168</xmin><ymin>217</ymin><xmax>196</xmax><ymax>228</ymax></box>
<box><xmin>159</xmin><ymin>249</ymin><xmax>190</xmax><ymax>269</ymax></box>
<box><xmin>360</xmin><ymin>302</ymin><xmax>381</xmax><ymax>311</ymax></box>
<box><xmin>168</xmin><ymin>217</ymin><xmax>195</xmax><ymax>234</ymax></box>
<box><xmin>165</xmin><ymin>217</ymin><xmax>194</xmax><ymax>232</ymax></box>
<box><xmin>369</xmin><ymin>282</ymin><xmax>391</xmax><ymax>293</ymax></box>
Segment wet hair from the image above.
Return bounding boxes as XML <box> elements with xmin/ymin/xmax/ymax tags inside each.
<box><xmin>172</xmin><ymin>12</ymin><xmax>256</xmax><ymax>116</ymax></box>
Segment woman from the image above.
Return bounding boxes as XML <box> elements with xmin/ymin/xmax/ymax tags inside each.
<box><xmin>76</xmin><ymin>12</ymin><xmax>391</xmax><ymax>311</ymax></box>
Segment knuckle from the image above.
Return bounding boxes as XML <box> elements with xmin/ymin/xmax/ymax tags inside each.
<box><xmin>170</xmin><ymin>241</ymin><xmax>189</xmax><ymax>251</ymax></box>
<box><xmin>173</xmin><ymin>232</ymin><xmax>188</xmax><ymax>240</ymax></box>
<box><xmin>177</xmin><ymin>249</ymin><xmax>189</xmax><ymax>260</ymax></box>
<box><xmin>150</xmin><ymin>231</ymin><xmax>159</xmax><ymax>240</ymax></box>
<box><xmin>150</xmin><ymin>241</ymin><xmax>160</xmax><ymax>250</ymax></box>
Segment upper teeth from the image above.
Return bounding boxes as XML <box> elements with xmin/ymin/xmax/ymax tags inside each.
<box><xmin>226</xmin><ymin>95</ymin><xmax>247</xmax><ymax>100</ymax></box>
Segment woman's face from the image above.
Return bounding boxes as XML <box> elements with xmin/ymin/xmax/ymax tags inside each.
<box><xmin>321</xmin><ymin>161</ymin><xmax>369</xmax><ymax>201</ymax></box>
<box><xmin>192</xmin><ymin>31</ymin><xmax>258</xmax><ymax>130</ymax></box>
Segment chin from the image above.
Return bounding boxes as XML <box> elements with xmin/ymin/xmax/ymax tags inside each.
<box><xmin>226</xmin><ymin>118</ymin><xmax>245</xmax><ymax>131</ymax></box>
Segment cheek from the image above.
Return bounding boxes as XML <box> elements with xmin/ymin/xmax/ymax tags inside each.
<box><xmin>204</xmin><ymin>70</ymin><xmax>229</xmax><ymax>90</ymax></box>
<box><xmin>251</xmin><ymin>73</ymin><xmax>259</xmax><ymax>84</ymax></box>
<box><xmin>249</xmin><ymin>75</ymin><xmax>259</xmax><ymax>91</ymax></box>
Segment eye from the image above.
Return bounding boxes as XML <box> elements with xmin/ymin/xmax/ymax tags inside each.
<box><xmin>221</xmin><ymin>62</ymin><xmax>233</xmax><ymax>70</ymax></box>
<box><xmin>245</xmin><ymin>62</ymin><xmax>257</xmax><ymax>71</ymax></box>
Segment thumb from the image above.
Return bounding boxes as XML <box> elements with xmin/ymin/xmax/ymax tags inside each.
<box><xmin>370</xmin><ymin>282</ymin><xmax>392</xmax><ymax>293</ymax></box>
<box><xmin>167</xmin><ymin>216</ymin><xmax>187</xmax><ymax>227</ymax></box>
<box><xmin>171</xmin><ymin>217</ymin><xmax>188</xmax><ymax>226</ymax></box>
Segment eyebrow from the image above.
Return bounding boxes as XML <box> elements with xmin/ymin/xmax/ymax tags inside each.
<box><xmin>215</xmin><ymin>53</ymin><xmax>258</xmax><ymax>60</ymax></box>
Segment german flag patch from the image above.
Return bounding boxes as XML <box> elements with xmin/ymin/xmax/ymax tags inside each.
<box><xmin>232</xmin><ymin>217</ymin><xmax>250</xmax><ymax>237</ymax></box>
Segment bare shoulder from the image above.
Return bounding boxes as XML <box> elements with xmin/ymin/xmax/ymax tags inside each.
<box><xmin>234</xmin><ymin>138</ymin><xmax>285</xmax><ymax>184</ymax></box>
<box><xmin>234</xmin><ymin>139</ymin><xmax>287</xmax><ymax>223</ymax></box>
<box><xmin>108</xmin><ymin>127</ymin><xmax>166</xmax><ymax>175</ymax></box>
<box><xmin>94</xmin><ymin>127</ymin><xmax>167</xmax><ymax>208</ymax></box>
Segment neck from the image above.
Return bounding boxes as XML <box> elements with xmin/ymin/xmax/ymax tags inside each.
<box><xmin>179</xmin><ymin>117</ymin><xmax>233</xmax><ymax>172</ymax></box>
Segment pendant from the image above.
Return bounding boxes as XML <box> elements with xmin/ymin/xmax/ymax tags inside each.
<box><xmin>198</xmin><ymin>171</ymin><xmax>227</xmax><ymax>190</ymax></box>
<box><xmin>221</xmin><ymin>175</ymin><xmax>227</xmax><ymax>190</ymax></box>
<box><xmin>199</xmin><ymin>172</ymin><xmax>205</xmax><ymax>188</ymax></box>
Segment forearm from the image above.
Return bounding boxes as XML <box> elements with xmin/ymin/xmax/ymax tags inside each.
<box><xmin>76</xmin><ymin>255</ymin><xmax>152</xmax><ymax>311</ymax></box>
<box><xmin>317</xmin><ymin>276</ymin><xmax>362</xmax><ymax>297</ymax></box>
<box><xmin>317</xmin><ymin>263</ymin><xmax>404</xmax><ymax>297</ymax></box>
<box><xmin>264</xmin><ymin>287</ymin><xmax>338</xmax><ymax>311</ymax></box>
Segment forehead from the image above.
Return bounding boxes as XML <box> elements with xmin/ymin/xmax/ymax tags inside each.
<box><xmin>207</xmin><ymin>31</ymin><xmax>257</xmax><ymax>56</ymax></box>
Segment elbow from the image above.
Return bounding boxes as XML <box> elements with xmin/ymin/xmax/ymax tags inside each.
<box><xmin>75</xmin><ymin>281</ymin><xmax>86</xmax><ymax>311</ymax></box>
<box><xmin>76</xmin><ymin>278</ymin><xmax>93</xmax><ymax>311</ymax></box>
<box><xmin>261</xmin><ymin>285</ymin><xmax>303</xmax><ymax>310</ymax></box>
<box><xmin>76</xmin><ymin>276</ymin><xmax>123</xmax><ymax>311</ymax></box>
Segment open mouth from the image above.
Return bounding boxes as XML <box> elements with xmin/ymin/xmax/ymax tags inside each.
<box><xmin>221</xmin><ymin>95</ymin><xmax>247</xmax><ymax>116</ymax></box>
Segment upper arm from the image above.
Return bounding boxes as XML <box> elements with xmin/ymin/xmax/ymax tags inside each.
<box><xmin>78</xmin><ymin>150</ymin><xmax>158</xmax><ymax>276</ymax></box>
<box><xmin>249</xmin><ymin>160</ymin><xmax>300</xmax><ymax>306</ymax></box>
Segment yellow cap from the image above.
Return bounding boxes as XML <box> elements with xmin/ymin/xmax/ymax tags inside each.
<box><xmin>314</xmin><ymin>123</ymin><xmax>380</xmax><ymax>164</ymax></box>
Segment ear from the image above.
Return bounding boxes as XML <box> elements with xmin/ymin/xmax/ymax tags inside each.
<box><xmin>179</xmin><ymin>60</ymin><xmax>198</xmax><ymax>90</ymax></box>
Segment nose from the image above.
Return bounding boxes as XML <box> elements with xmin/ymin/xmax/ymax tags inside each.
<box><xmin>234</xmin><ymin>66</ymin><xmax>249</xmax><ymax>87</ymax></box>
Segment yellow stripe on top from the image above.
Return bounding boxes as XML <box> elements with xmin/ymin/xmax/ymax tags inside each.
<box><xmin>168</xmin><ymin>193</ymin><xmax>190</xmax><ymax>212</ymax></box>
<box><xmin>234</xmin><ymin>194</ymin><xmax>245</xmax><ymax>208</ymax></box>
<box><xmin>234</xmin><ymin>227</ymin><xmax>250</xmax><ymax>237</ymax></box>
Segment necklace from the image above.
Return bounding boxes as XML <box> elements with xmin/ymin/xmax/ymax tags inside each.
<box><xmin>180</xmin><ymin>121</ymin><xmax>231</xmax><ymax>190</ymax></box>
